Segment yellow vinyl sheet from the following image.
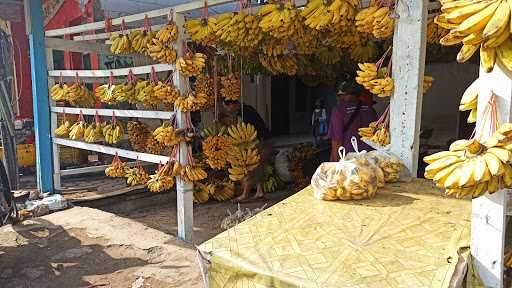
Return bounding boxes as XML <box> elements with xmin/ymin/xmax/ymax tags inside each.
<box><xmin>199</xmin><ymin>179</ymin><xmax>472</xmax><ymax>288</ymax></box>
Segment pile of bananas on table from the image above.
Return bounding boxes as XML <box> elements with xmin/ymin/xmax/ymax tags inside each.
<box><xmin>127</xmin><ymin>121</ymin><xmax>150</xmax><ymax>152</ymax></box>
<box><xmin>366</xmin><ymin>150</ymin><xmax>403</xmax><ymax>183</ymax></box>
<box><xmin>102</xmin><ymin>119</ymin><xmax>124</xmax><ymax>145</ymax></box>
<box><xmin>174</xmin><ymin>91</ymin><xmax>209</xmax><ymax>112</ymax></box>
<box><xmin>50</xmin><ymin>82</ymin><xmax>95</xmax><ymax>108</ymax></box>
<box><xmin>355</xmin><ymin>2</ymin><xmax>395</xmax><ymax>39</ymax></box>
<box><xmin>125</xmin><ymin>165</ymin><xmax>150</xmax><ymax>186</ymax></box>
<box><xmin>202</xmin><ymin>127</ymin><xmax>231</xmax><ymax>170</ymax></box>
<box><xmin>176</xmin><ymin>53</ymin><xmax>207</xmax><ymax>77</ymax></box>
<box><xmin>220</xmin><ymin>74</ymin><xmax>240</xmax><ymax>101</ymax></box>
<box><xmin>225</xmin><ymin>122</ymin><xmax>261</xmax><ymax>182</ymax></box>
<box><xmin>459</xmin><ymin>78</ymin><xmax>479</xmax><ymax>124</ymax></box>
<box><xmin>424</xmin><ymin>123</ymin><xmax>512</xmax><ymax>198</ymax></box>
<box><xmin>153</xmin><ymin>121</ymin><xmax>180</xmax><ymax>147</ymax></box>
<box><xmin>147</xmin><ymin>160</ymin><xmax>181</xmax><ymax>193</ymax></box>
<box><xmin>185</xmin><ymin>17</ymin><xmax>217</xmax><ymax>46</ymax></box>
<box><xmin>105</xmin><ymin>155</ymin><xmax>128</xmax><ymax>178</ymax></box>
<box><xmin>436</xmin><ymin>0</ymin><xmax>512</xmax><ymax>72</ymax></box>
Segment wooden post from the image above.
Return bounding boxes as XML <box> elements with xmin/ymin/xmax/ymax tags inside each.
<box><xmin>389</xmin><ymin>0</ymin><xmax>428</xmax><ymax>176</ymax></box>
<box><xmin>471</xmin><ymin>64</ymin><xmax>511</xmax><ymax>288</ymax></box>
<box><xmin>174</xmin><ymin>11</ymin><xmax>194</xmax><ymax>243</ymax></box>
<box><xmin>26</xmin><ymin>0</ymin><xmax>55</xmax><ymax>193</ymax></box>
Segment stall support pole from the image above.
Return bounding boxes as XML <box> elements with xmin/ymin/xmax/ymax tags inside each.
<box><xmin>26</xmin><ymin>0</ymin><xmax>54</xmax><ymax>193</ymax></box>
<box><xmin>389</xmin><ymin>0</ymin><xmax>427</xmax><ymax>176</ymax></box>
<box><xmin>472</xmin><ymin>65</ymin><xmax>511</xmax><ymax>288</ymax></box>
<box><xmin>174</xmin><ymin>11</ymin><xmax>194</xmax><ymax>243</ymax></box>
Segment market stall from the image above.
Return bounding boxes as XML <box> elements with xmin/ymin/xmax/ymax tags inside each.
<box><xmin>24</xmin><ymin>0</ymin><xmax>511</xmax><ymax>286</ymax></box>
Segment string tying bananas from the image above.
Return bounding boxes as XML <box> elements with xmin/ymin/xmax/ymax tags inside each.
<box><xmin>220</xmin><ymin>74</ymin><xmax>241</xmax><ymax>101</ymax></box>
<box><xmin>147</xmin><ymin>161</ymin><xmax>178</xmax><ymax>193</ymax></box>
<box><xmin>174</xmin><ymin>91</ymin><xmax>208</xmax><ymax>112</ymax></box>
<box><xmin>103</xmin><ymin>121</ymin><xmax>124</xmax><ymax>145</ymax></box>
<box><xmin>258</xmin><ymin>2</ymin><xmax>299</xmax><ymax>39</ymax></box>
<box><xmin>185</xmin><ymin>17</ymin><xmax>217</xmax><ymax>46</ymax></box>
<box><xmin>153</xmin><ymin>122</ymin><xmax>180</xmax><ymax>147</ymax></box>
<box><xmin>436</xmin><ymin>0</ymin><xmax>512</xmax><ymax>73</ymax></box>
<box><xmin>356</xmin><ymin>5</ymin><xmax>395</xmax><ymax>39</ymax></box>
<box><xmin>301</xmin><ymin>0</ymin><xmax>358</xmax><ymax>31</ymax></box>
<box><xmin>424</xmin><ymin>124</ymin><xmax>512</xmax><ymax>198</ymax></box>
<box><xmin>176</xmin><ymin>53</ymin><xmax>207</xmax><ymax>77</ymax></box>
<box><xmin>127</xmin><ymin>121</ymin><xmax>150</xmax><ymax>152</ymax></box>
<box><xmin>110</xmin><ymin>32</ymin><xmax>132</xmax><ymax>54</ymax></box>
<box><xmin>55</xmin><ymin>120</ymin><xmax>72</xmax><ymax>138</ymax></box>
<box><xmin>105</xmin><ymin>156</ymin><xmax>128</xmax><ymax>178</ymax></box>
<box><xmin>459</xmin><ymin>78</ymin><xmax>479</xmax><ymax>124</ymax></box>
<box><xmin>84</xmin><ymin>122</ymin><xmax>104</xmax><ymax>143</ymax></box>
<box><xmin>125</xmin><ymin>166</ymin><xmax>150</xmax><ymax>186</ymax></box>
<box><xmin>181</xmin><ymin>165</ymin><xmax>208</xmax><ymax>182</ymax></box>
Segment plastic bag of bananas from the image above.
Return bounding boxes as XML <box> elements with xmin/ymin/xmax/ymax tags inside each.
<box><xmin>311</xmin><ymin>146</ymin><xmax>378</xmax><ymax>201</ymax></box>
<box><xmin>366</xmin><ymin>150</ymin><xmax>408</xmax><ymax>183</ymax></box>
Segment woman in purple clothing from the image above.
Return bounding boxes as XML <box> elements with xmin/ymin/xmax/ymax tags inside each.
<box><xmin>328</xmin><ymin>80</ymin><xmax>377</xmax><ymax>161</ymax></box>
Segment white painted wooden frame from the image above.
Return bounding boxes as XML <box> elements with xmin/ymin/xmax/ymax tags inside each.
<box><xmin>48</xmin><ymin>63</ymin><xmax>173</xmax><ymax>78</ymax></box>
<box><xmin>51</xmin><ymin>107</ymin><xmax>174</xmax><ymax>120</ymax></box>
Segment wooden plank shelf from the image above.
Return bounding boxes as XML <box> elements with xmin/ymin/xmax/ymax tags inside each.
<box><xmin>51</xmin><ymin>107</ymin><xmax>175</xmax><ymax>120</ymax></box>
<box><xmin>48</xmin><ymin>63</ymin><xmax>173</xmax><ymax>78</ymax></box>
<box><xmin>53</xmin><ymin>138</ymin><xmax>171</xmax><ymax>164</ymax></box>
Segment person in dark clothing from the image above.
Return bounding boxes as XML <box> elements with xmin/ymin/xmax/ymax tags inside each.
<box><xmin>223</xmin><ymin>100</ymin><xmax>272</xmax><ymax>202</ymax></box>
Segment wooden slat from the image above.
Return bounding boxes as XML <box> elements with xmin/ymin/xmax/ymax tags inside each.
<box><xmin>53</xmin><ymin>138</ymin><xmax>170</xmax><ymax>164</ymax></box>
<box><xmin>73</xmin><ymin>24</ymin><xmax>165</xmax><ymax>42</ymax></box>
<box><xmin>48</xmin><ymin>63</ymin><xmax>173</xmax><ymax>78</ymax></box>
<box><xmin>45</xmin><ymin>37</ymin><xmax>111</xmax><ymax>54</ymax></box>
<box><xmin>45</xmin><ymin>0</ymin><xmax>234</xmax><ymax>37</ymax></box>
<box><xmin>60</xmin><ymin>161</ymin><xmax>152</xmax><ymax>176</ymax></box>
<box><xmin>51</xmin><ymin>106</ymin><xmax>174</xmax><ymax>120</ymax></box>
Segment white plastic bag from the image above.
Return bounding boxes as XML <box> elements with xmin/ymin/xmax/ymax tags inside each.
<box><xmin>366</xmin><ymin>150</ymin><xmax>412</xmax><ymax>183</ymax></box>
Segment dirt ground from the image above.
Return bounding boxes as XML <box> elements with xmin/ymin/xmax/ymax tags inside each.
<box><xmin>0</xmin><ymin>187</ymin><xmax>297</xmax><ymax>288</ymax></box>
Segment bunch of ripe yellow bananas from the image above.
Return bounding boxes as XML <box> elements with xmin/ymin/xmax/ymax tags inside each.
<box><xmin>127</xmin><ymin>121</ymin><xmax>150</xmax><ymax>152</ymax></box>
<box><xmin>69</xmin><ymin>120</ymin><xmax>87</xmax><ymax>140</ymax></box>
<box><xmin>226</xmin><ymin>122</ymin><xmax>258</xmax><ymax>147</ymax></box>
<box><xmin>349</xmin><ymin>37</ymin><xmax>378</xmax><ymax>62</ymax></box>
<box><xmin>154</xmin><ymin>80</ymin><xmax>179</xmax><ymax>107</ymax></box>
<box><xmin>193</xmin><ymin>182</ymin><xmax>214</xmax><ymax>204</ymax></box>
<box><xmin>210</xmin><ymin>181</ymin><xmax>236</xmax><ymax>201</ymax></box>
<box><xmin>260</xmin><ymin>37</ymin><xmax>288</xmax><ymax>56</ymax></box>
<box><xmin>356</xmin><ymin>5</ymin><xmax>395</xmax><ymax>39</ymax></box>
<box><xmin>84</xmin><ymin>122</ymin><xmax>104</xmax><ymax>143</ymax></box>
<box><xmin>103</xmin><ymin>121</ymin><xmax>124</xmax><ymax>145</ymax></box>
<box><xmin>220</xmin><ymin>74</ymin><xmax>240</xmax><ymax>101</ymax></box>
<box><xmin>147</xmin><ymin>161</ymin><xmax>180</xmax><ymax>193</ymax></box>
<box><xmin>145</xmin><ymin>136</ymin><xmax>167</xmax><ymax>155</ymax></box>
<box><xmin>156</xmin><ymin>21</ymin><xmax>179</xmax><ymax>44</ymax></box>
<box><xmin>50</xmin><ymin>82</ymin><xmax>95</xmax><ymax>108</ymax></box>
<box><xmin>318</xmin><ymin>48</ymin><xmax>342</xmax><ymax>65</ymax></box>
<box><xmin>301</xmin><ymin>0</ymin><xmax>358</xmax><ymax>31</ymax></box>
<box><xmin>292</xmin><ymin>22</ymin><xmax>321</xmax><ymax>54</ymax></box>
<box><xmin>95</xmin><ymin>84</ymin><xmax>120</xmax><ymax>105</ymax></box>
<box><xmin>459</xmin><ymin>78</ymin><xmax>479</xmax><ymax>123</ymax></box>
<box><xmin>55</xmin><ymin>120</ymin><xmax>72</xmax><ymax>138</ymax></box>
<box><xmin>505</xmin><ymin>249</ymin><xmax>512</xmax><ymax>268</ymax></box>
<box><xmin>185</xmin><ymin>17</ymin><xmax>217</xmax><ymax>46</ymax></box>
<box><xmin>323</xmin><ymin>24</ymin><xmax>357</xmax><ymax>49</ymax></box>
<box><xmin>176</xmin><ymin>53</ymin><xmax>207</xmax><ymax>77</ymax></box>
<box><xmin>135</xmin><ymin>80</ymin><xmax>157</xmax><ymax>108</ymax></box>
<box><xmin>147</xmin><ymin>39</ymin><xmax>177</xmax><ymax>64</ymax></box>
<box><xmin>366</xmin><ymin>151</ymin><xmax>402</xmax><ymax>183</ymax></box>
<box><xmin>203</xmin><ymin>131</ymin><xmax>231</xmax><ymax>169</ymax></box>
<box><xmin>427</xmin><ymin>19</ymin><xmax>449</xmax><ymax>44</ymax></box>
<box><xmin>424</xmin><ymin>124</ymin><xmax>512</xmax><ymax>198</ymax></box>
<box><xmin>358</xmin><ymin>121</ymin><xmax>391</xmax><ymax>147</ymax></box>
<box><xmin>125</xmin><ymin>166</ymin><xmax>150</xmax><ymax>187</ymax></box>
<box><xmin>368</xmin><ymin>77</ymin><xmax>394</xmax><ymax>97</ymax></box>
<box><xmin>181</xmin><ymin>165</ymin><xmax>208</xmax><ymax>182</ymax></box>
<box><xmin>105</xmin><ymin>156</ymin><xmax>128</xmax><ymax>178</ymax></box>
<box><xmin>215</xmin><ymin>12</ymin><xmax>263</xmax><ymax>48</ymax></box>
<box><xmin>110</xmin><ymin>32</ymin><xmax>132</xmax><ymax>54</ymax></box>
<box><xmin>258</xmin><ymin>2</ymin><xmax>299</xmax><ymax>40</ymax></box>
<box><xmin>225</xmin><ymin>122</ymin><xmax>260</xmax><ymax>182</ymax></box>
<box><xmin>436</xmin><ymin>0</ymin><xmax>512</xmax><ymax>73</ymax></box>
<box><xmin>129</xmin><ymin>29</ymin><xmax>156</xmax><ymax>54</ymax></box>
<box><xmin>259</xmin><ymin>54</ymin><xmax>298</xmax><ymax>76</ymax></box>
<box><xmin>153</xmin><ymin>122</ymin><xmax>180</xmax><ymax>147</ymax></box>
<box><xmin>195</xmin><ymin>74</ymin><xmax>214</xmax><ymax>108</ymax></box>
<box><xmin>174</xmin><ymin>91</ymin><xmax>209</xmax><ymax>112</ymax></box>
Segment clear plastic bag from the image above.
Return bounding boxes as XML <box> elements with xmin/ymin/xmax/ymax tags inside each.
<box><xmin>345</xmin><ymin>138</ymin><xmax>385</xmax><ymax>188</ymax></box>
<box><xmin>366</xmin><ymin>150</ymin><xmax>411</xmax><ymax>183</ymax></box>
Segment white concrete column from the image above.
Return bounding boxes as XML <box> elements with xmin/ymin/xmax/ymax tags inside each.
<box><xmin>389</xmin><ymin>0</ymin><xmax>428</xmax><ymax>176</ymax></box>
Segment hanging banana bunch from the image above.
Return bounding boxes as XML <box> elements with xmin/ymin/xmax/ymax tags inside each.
<box><xmin>258</xmin><ymin>1</ymin><xmax>299</xmax><ymax>40</ymax></box>
<box><xmin>153</xmin><ymin>76</ymin><xmax>180</xmax><ymax>110</ymax></box>
<box><xmin>259</xmin><ymin>54</ymin><xmax>298</xmax><ymax>76</ymax></box>
<box><xmin>105</xmin><ymin>154</ymin><xmax>128</xmax><ymax>178</ymax></box>
<box><xmin>54</xmin><ymin>116</ymin><xmax>73</xmax><ymax>138</ymax></box>
<box><xmin>125</xmin><ymin>164</ymin><xmax>150</xmax><ymax>187</ymax></box>
<box><xmin>176</xmin><ymin>52</ymin><xmax>207</xmax><ymax>77</ymax></box>
<box><xmin>110</xmin><ymin>20</ymin><xmax>132</xmax><ymax>54</ymax></box>
<box><xmin>226</xmin><ymin>122</ymin><xmax>258</xmax><ymax>147</ymax></box>
<box><xmin>156</xmin><ymin>19</ymin><xmax>179</xmax><ymax>44</ymax></box>
<box><xmin>226</xmin><ymin>122</ymin><xmax>261</xmax><ymax>181</ymax></box>
<box><xmin>127</xmin><ymin>121</ymin><xmax>151</xmax><ymax>152</ymax></box>
<box><xmin>260</xmin><ymin>37</ymin><xmax>288</xmax><ymax>56</ymax></box>
<box><xmin>69</xmin><ymin>112</ymin><xmax>88</xmax><ymax>140</ymax></box>
<box><xmin>220</xmin><ymin>73</ymin><xmax>240</xmax><ymax>101</ymax></box>
<box><xmin>218</xmin><ymin>12</ymin><xmax>263</xmax><ymax>48</ymax></box>
<box><xmin>153</xmin><ymin>121</ymin><xmax>180</xmax><ymax>147</ymax></box>
<box><xmin>147</xmin><ymin>161</ymin><xmax>178</xmax><ymax>193</ymax></box>
<box><xmin>202</xmin><ymin>128</ymin><xmax>231</xmax><ymax>169</ymax></box>
<box><xmin>62</xmin><ymin>80</ymin><xmax>95</xmax><ymax>108</ymax></box>
<box><xmin>185</xmin><ymin>18</ymin><xmax>217</xmax><ymax>46</ymax></box>
<box><xmin>210</xmin><ymin>180</ymin><xmax>236</xmax><ymax>201</ymax></box>
<box><xmin>427</xmin><ymin>19</ymin><xmax>449</xmax><ymax>44</ymax></box>
<box><xmin>147</xmin><ymin>18</ymin><xmax>178</xmax><ymax>64</ymax></box>
<box><xmin>103</xmin><ymin>114</ymin><xmax>124</xmax><ymax>145</ymax></box>
<box><xmin>359</xmin><ymin>106</ymin><xmax>391</xmax><ymax>148</ymax></box>
<box><xmin>50</xmin><ymin>82</ymin><xmax>68</xmax><ymax>102</ymax></box>
<box><xmin>175</xmin><ymin>91</ymin><xmax>209</xmax><ymax>112</ymax></box>
<box><xmin>181</xmin><ymin>164</ymin><xmax>208</xmax><ymax>182</ymax></box>
<box><xmin>459</xmin><ymin>78</ymin><xmax>480</xmax><ymax>124</ymax></box>
<box><xmin>195</xmin><ymin>74</ymin><xmax>215</xmax><ymax>108</ymax></box>
<box><xmin>349</xmin><ymin>36</ymin><xmax>378</xmax><ymax>62</ymax></box>
<box><xmin>95</xmin><ymin>73</ymin><xmax>119</xmax><ymax>105</ymax></box>
<box><xmin>435</xmin><ymin>0</ymin><xmax>512</xmax><ymax>73</ymax></box>
<box><xmin>129</xmin><ymin>17</ymin><xmax>157</xmax><ymax>54</ymax></box>
<box><xmin>317</xmin><ymin>48</ymin><xmax>342</xmax><ymax>65</ymax></box>
<box><xmin>145</xmin><ymin>136</ymin><xmax>167</xmax><ymax>155</ymax></box>
<box><xmin>355</xmin><ymin>2</ymin><xmax>396</xmax><ymax>39</ymax></box>
<box><xmin>301</xmin><ymin>0</ymin><xmax>358</xmax><ymax>31</ymax></box>
<box><xmin>291</xmin><ymin>21</ymin><xmax>321</xmax><ymax>54</ymax></box>
<box><xmin>84</xmin><ymin>113</ymin><xmax>104</xmax><ymax>143</ymax></box>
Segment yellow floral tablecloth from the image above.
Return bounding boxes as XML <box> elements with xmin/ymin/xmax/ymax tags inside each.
<box><xmin>199</xmin><ymin>179</ymin><xmax>473</xmax><ymax>288</ymax></box>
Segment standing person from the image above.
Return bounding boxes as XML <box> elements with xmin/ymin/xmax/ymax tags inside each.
<box><xmin>327</xmin><ymin>80</ymin><xmax>378</xmax><ymax>161</ymax></box>
<box><xmin>311</xmin><ymin>98</ymin><xmax>328</xmax><ymax>147</ymax></box>
<box><xmin>223</xmin><ymin>100</ymin><xmax>272</xmax><ymax>203</ymax></box>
